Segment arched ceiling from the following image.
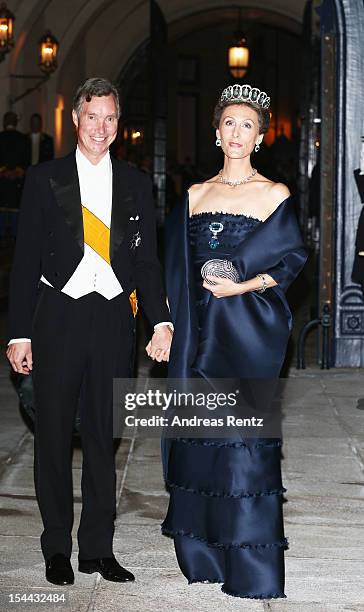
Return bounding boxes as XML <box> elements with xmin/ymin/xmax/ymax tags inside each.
<box><xmin>6</xmin><ymin>0</ymin><xmax>305</xmax><ymax>80</ymax></box>
<box><xmin>0</xmin><ymin>0</ymin><xmax>305</xmax><ymax>146</ymax></box>
<box><xmin>168</xmin><ymin>6</ymin><xmax>302</xmax><ymax>42</ymax></box>
<box><xmin>159</xmin><ymin>0</ymin><xmax>305</xmax><ymax>25</ymax></box>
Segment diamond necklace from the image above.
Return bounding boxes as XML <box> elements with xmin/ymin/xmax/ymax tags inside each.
<box><xmin>218</xmin><ymin>168</ymin><xmax>257</xmax><ymax>187</ymax></box>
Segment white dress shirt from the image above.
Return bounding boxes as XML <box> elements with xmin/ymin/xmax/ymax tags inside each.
<box><xmin>9</xmin><ymin>147</ymin><xmax>172</xmax><ymax>344</ymax></box>
<box><xmin>40</xmin><ymin>147</ymin><xmax>123</xmax><ymax>300</ymax></box>
<box><xmin>31</xmin><ymin>132</ymin><xmax>41</xmax><ymax>165</ymax></box>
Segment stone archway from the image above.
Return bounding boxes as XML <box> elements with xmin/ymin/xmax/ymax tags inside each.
<box><xmin>0</xmin><ymin>1</ymin><xmax>305</xmax><ymax>140</ymax></box>
<box><xmin>116</xmin><ymin>4</ymin><xmax>302</xmax><ymax>176</ymax></box>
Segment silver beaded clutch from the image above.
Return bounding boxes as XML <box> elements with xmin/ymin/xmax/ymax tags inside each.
<box><xmin>201</xmin><ymin>259</ymin><xmax>240</xmax><ymax>285</ymax></box>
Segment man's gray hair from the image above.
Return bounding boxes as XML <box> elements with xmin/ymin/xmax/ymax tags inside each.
<box><xmin>73</xmin><ymin>77</ymin><xmax>121</xmax><ymax>118</ymax></box>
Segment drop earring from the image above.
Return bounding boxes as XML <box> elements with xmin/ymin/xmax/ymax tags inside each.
<box><xmin>216</xmin><ymin>138</ymin><xmax>221</xmax><ymax>147</ymax></box>
<box><xmin>254</xmin><ymin>143</ymin><xmax>260</xmax><ymax>152</ymax></box>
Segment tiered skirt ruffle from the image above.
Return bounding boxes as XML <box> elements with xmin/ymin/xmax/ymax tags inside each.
<box><xmin>162</xmin><ymin>438</ymin><xmax>287</xmax><ymax>599</ymax></box>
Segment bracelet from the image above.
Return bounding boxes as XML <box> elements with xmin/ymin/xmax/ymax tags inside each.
<box><xmin>256</xmin><ymin>273</ymin><xmax>268</xmax><ymax>293</ymax></box>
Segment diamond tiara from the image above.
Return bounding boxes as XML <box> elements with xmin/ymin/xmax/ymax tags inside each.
<box><xmin>220</xmin><ymin>84</ymin><xmax>270</xmax><ymax>109</ymax></box>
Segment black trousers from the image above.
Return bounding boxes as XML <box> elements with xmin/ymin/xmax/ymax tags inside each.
<box><xmin>31</xmin><ymin>284</ymin><xmax>135</xmax><ymax>561</ymax></box>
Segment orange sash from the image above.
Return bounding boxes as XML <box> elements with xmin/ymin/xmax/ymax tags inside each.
<box><xmin>82</xmin><ymin>206</ymin><xmax>137</xmax><ymax>316</ymax></box>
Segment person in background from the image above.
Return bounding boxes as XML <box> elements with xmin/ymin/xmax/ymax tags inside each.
<box><xmin>0</xmin><ymin>111</ymin><xmax>30</xmax><ymax>208</ymax></box>
<box><xmin>352</xmin><ymin>142</ymin><xmax>364</xmax><ymax>296</ymax></box>
<box><xmin>29</xmin><ymin>113</ymin><xmax>54</xmax><ymax>165</ymax></box>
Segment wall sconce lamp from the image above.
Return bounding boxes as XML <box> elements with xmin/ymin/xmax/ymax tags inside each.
<box><xmin>123</xmin><ymin>127</ymin><xmax>144</xmax><ymax>145</ymax></box>
<box><xmin>39</xmin><ymin>30</ymin><xmax>59</xmax><ymax>74</ymax></box>
<box><xmin>9</xmin><ymin>30</ymin><xmax>59</xmax><ymax>107</ymax></box>
<box><xmin>0</xmin><ymin>4</ymin><xmax>60</xmax><ymax>106</ymax></box>
<box><xmin>0</xmin><ymin>2</ymin><xmax>15</xmax><ymax>61</ymax></box>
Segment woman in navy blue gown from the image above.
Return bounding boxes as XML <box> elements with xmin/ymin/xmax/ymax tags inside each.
<box><xmin>161</xmin><ymin>84</ymin><xmax>307</xmax><ymax>599</ymax></box>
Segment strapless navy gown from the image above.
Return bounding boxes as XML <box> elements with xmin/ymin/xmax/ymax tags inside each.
<box><xmin>162</xmin><ymin>212</ymin><xmax>288</xmax><ymax>599</ymax></box>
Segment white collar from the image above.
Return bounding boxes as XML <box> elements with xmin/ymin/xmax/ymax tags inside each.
<box><xmin>76</xmin><ymin>145</ymin><xmax>111</xmax><ymax>172</ymax></box>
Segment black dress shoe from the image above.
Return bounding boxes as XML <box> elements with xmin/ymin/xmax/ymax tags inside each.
<box><xmin>78</xmin><ymin>556</ymin><xmax>135</xmax><ymax>582</ymax></box>
<box><xmin>45</xmin><ymin>553</ymin><xmax>74</xmax><ymax>585</ymax></box>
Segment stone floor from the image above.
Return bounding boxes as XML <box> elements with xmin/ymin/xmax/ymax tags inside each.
<box><xmin>0</xmin><ymin>338</ymin><xmax>364</xmax><ymax>611</ymax></box>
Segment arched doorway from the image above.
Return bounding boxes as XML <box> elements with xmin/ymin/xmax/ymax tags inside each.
<box><xmin>115</xmin><ymin>0</ymin><xmax>364</xmax><ymax>368</ymax></box>
<box><xmin>114</xmin><ymin>3</ymin><xmax>308</xmax><ymax>369</ymax></box>
<box><xmin>116</xmin><ymin>5</ymin><xmax>302</xmax><ymax>197</ymax></box>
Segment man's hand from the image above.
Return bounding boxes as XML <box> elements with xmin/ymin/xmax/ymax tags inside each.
<box><xmin>6</xmin><ymin>342</ymin><xmax>33</xmax><ymax>375</ymax></box>
<box><xmin>145</xmin><ymin>326</ymin><xmax>173</xmax><ymax>362</ymax></box>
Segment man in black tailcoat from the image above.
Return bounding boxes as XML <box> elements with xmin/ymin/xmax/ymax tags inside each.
<box><xmin>6</xmin><ymin>78</ymin><xmax>172</xmax><ymax>585</ymax></box>
<box><xmin>28</xmin><ymin>113</ymin><xmax>54</xmax><ymax>165</ymax></box>
<box><xmin>0</xmin><ymin>111</ymin><xmax>30</xmax><ymax>207</ymax></box>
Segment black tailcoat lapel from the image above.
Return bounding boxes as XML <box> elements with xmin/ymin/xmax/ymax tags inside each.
<box><xmin>49</xmin><ymin>152</ymin><xmax>133</xmax><ymax>261</ymax></box>
<box><xmin>49</xmin><ymin>152</ymin><xmax>84</xmax><ymax>252</ymax></box>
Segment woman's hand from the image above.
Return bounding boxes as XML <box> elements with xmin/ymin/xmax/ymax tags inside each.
<box><xmin>145</xmin><ymin>326</ymin><xmax>173</xmax><ymax>362</ymax></box>
<box><xmin>202</xmin><ymin>276</ymin><xmax>247</xmax><ymax>298</ymax></box>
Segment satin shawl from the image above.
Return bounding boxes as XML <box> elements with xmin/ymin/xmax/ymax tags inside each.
<box><xmin>166</xmin><ymin>194</ymin><xmax>307</xmax><ymax>380</ymax></box>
